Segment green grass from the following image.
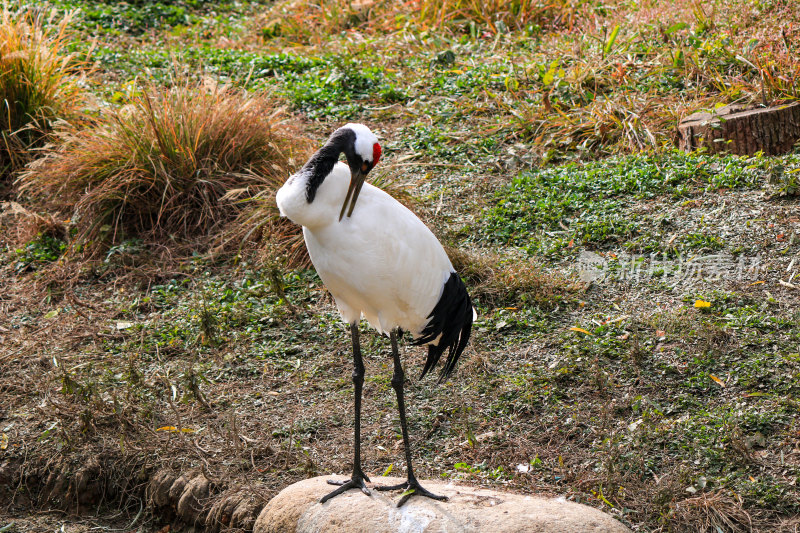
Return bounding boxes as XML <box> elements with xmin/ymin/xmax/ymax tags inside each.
<box><xmin>483</xmin><ymin>151</ymin><xmax>800</xmax><ymax>256</ymax></box>
<box><xmin>33</xmin><ymin>0</ymin><xmax>800</xmax><ymax>161</ymax></box>
<box><xmin>2</xmin><ymin>1</ymin><xmax>800</xmax><ymax>531</ymax></box>
<box><xmin>79</xmin><ymin>44</ymin><xmax>408</xmax><ymax>118</ymax></box>
<box><xmin>45</xmin><ymin>0</ymin><xmax>263</xmax><ymax>34</ymax></box>
<box><xmin>14</xmin><ymin>232</ymin><xmax>67</xmax><ymax>271</ymax></box>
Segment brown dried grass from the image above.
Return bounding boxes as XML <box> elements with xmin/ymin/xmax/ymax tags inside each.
<box><xmin>671</xmin><ymin>491</ymin><xmax>754</xmax><ymax>532</ymax></box>
<box><xmin>447</xmin><ymin>246</ymin><xmax>576</xmax><ymax>308</ymax></box>
<box><xmin>0</xmin><ymin>200</ymin><xmax>67</xmax><ymax>247</ymax></box>
<box><xmin>0</xmin><ymin>6</ymin><xmax>85</xmax><ymax>180</ymax></box>
<box><xmin>257</xmin><ymin>0</ymin><xmax>589</xmax><ymax>44</ymax></box>
<box><xmin>17</xmin><ymin>81</ymin><xmax>310</xmax><ymax>253</ymax></box>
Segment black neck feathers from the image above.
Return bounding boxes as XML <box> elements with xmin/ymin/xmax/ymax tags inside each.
<box><xmin>304</xmin><ymin>127</ymin><xmax>357</xmax><ymax>203</ymax></box>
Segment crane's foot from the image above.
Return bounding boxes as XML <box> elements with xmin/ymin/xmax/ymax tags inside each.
<box><xmin>319</xmin><ymin>471</ymin><xmax>371</xmax><ymax>503</ymax></box>
<box><xmin>374</xmin><ymin>478</ymin><xmax>448</xmax><ymax>507</ymax></box>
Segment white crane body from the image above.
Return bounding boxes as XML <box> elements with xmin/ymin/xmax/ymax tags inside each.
<box><xmin>274</xmin><ymin>123</ymin><xmax>473</xmax><ymax>506</ymax></box>
<box><xmin>278</xmin><ymin>161</ymin><xmax>452</xmax><ymax>335</ymax></box>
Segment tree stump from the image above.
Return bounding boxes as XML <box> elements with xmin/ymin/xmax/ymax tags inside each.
<box><xmin>677</xmin><ymin>101</ymin><xmax>800</xmax><ymax>155</ymax></box>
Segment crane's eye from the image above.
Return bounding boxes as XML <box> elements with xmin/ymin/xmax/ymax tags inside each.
<box><xmin>361</xmin><ymin>161</ymin><xmax>369</xmax><ymax>173</ymax></box>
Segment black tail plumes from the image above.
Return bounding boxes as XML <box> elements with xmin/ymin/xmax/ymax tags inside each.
<box><xmin>414</xmin><ymin>272</ymin><xmax>473</xmax><ymax>383</ymax></box>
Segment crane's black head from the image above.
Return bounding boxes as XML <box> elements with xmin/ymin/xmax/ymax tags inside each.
<box><xmin>303</xmin><ymin>123</ymin><xmax>382</xmax><ymax>214</ymax></box>
<box><xmin>334</xmin><ymin>123</ymin><xmax>381</xmax><ymax>220</ymax></box>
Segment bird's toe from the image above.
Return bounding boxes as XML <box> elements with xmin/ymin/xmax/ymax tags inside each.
<box><xmin>396</xmin><ymin>482</ymin><xmax>448</xmax><ymax>507</ymax></box>
<box><xmin>320</xmin><ymin>474</ymin><xmax>371</xmax><ymax>503</ymax></box>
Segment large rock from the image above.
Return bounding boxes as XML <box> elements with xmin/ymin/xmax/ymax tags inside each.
<box><xmin>254</xmin><ymin>475</ymin><xmax>630</xmax><ymax>533</ymax></box>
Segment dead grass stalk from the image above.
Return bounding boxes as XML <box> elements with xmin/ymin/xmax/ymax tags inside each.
<box><xmin>17</xmin><ymin>81</ymin><xmax>308</xmax><ymax>253</ymax></box>
<box><xmin>0</xmin><ymin>6</ymin><xmax>85</xmax><ymax>180</ymax></box>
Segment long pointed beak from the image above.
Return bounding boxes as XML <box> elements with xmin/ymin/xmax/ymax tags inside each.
<box><xmin>338</xmin><ymin>167</ymin><xmax>367</xmax><ymax>221</ymax></box>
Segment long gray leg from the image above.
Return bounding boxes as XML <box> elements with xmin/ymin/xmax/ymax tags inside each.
<box><xmin>320</xmin><ymin>322</ymin><xmax>371</xmax><ymax>503</ymax></box>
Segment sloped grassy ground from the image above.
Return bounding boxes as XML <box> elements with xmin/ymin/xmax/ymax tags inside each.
<box><xmin>2</xmin><ymin>1</ymin><xmax>800</xmax><ymax>532</ymax></box>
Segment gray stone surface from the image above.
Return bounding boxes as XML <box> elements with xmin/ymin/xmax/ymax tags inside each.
<box><xmin>254</xmin><ymin>475</ymin><xmax>631</xmax><ymax>533</ymax></box>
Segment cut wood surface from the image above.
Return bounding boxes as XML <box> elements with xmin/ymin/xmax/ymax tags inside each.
<box><xmin>678</xmin><ymin>102</ymin><xmax>800</xmax><ymax>155</ymax></box>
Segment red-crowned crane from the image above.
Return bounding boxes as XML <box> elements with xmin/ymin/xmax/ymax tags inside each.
<box><xmin>275</xmin><ymin>123</ymin><xmax>473</xmax><ymax>507</ymax></box>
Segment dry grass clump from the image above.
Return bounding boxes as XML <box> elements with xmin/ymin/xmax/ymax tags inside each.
<box><xmin>491</xmin><ymin>0</ymin><xmax>800</xmax><ymax>159</ymax></box>
<box><xmin>671</xmin><ymin>491</ymin><xmax>754</xmax><ymax>532</ymax></box>
<box><xmin>410</xmin><ymin>0</ymin><xmax>587</xmax><ymax>33</ymax></box>
<box><xmin>447</xmin><ymin>246</ymin><xmax>575</xmax><ymax>308</ymax></box>
<box><xmin>507</xmin><ymin>93</ymin><xmax>670</xmax><ymax>158</ymax></box>
<box><xmin>0</xmin><ymin>7</ymin><xmax>84</xmax><ymax>180</ymax></box>
<box><xmin>258</xmin><ymin>0</ymin><xmax>586</xmax><ymax>43</ymax></box>
<box><xmin>17</xmin><ymin>82</ymin><xmax>307</xmax><ymax>250</ymax></box>
<box><xmin>0</xmin><ymin>200</ymin><xmax>66</xmax><ymax>248</ymax></box>
<box><xmin>258</xmin><ymin>0</ymin><xmax>386</xmax><ymax>44</ymax></box>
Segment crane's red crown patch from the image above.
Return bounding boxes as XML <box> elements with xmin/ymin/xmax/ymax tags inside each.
<box><xmin>373</xmin><ymin>143</ymin><xmax>382</xmax><ymax>165</ymax></box>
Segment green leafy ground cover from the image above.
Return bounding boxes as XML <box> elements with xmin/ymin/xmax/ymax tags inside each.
<box><xmin>1</xmin><ymin>0</ymin><xmax>799</xmax><ymax>531</ymax></box>
<box><xmin>484</xmin><ymin>151</ymin><xmax>799</xmax><ymax>255</ymax></box>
